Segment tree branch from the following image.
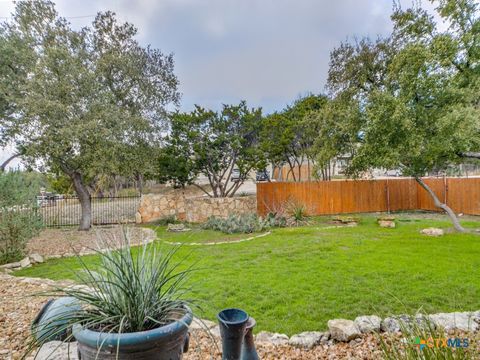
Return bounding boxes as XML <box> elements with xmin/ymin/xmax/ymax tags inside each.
<box><xmin>0</xmin><ymin>153</ymin><xmax>21</xmax><ymax>171</ymax></box>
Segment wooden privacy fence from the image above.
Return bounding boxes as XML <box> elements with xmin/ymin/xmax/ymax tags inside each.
<box><xmin>256</xmin><ymin>177</ymin><xmax>480</xmax><ymax>216</ymax></box>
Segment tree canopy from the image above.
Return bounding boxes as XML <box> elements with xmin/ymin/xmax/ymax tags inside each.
<box><xmin>0</xmin><ymin>0</ymin><xmax>179</xmax><ymax>229</ymax></box>
<box><xmin>321</xmin><ymin>0</ymin><xmax>479</xmax><ymax>230</ymax></box>
<box><xmin>157</xmin><ymin>102</ymin><xmax>264</xmax><ymax>197</ymax></box>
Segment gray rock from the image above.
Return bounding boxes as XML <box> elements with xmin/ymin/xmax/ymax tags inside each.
<box><xmin>381</xmin><ymin>317</ymin><xmax>401</xmax><ymax>333</ymax></box>
<box><xmin>354</xmin><ymin>315</ymin><xmax>382</xmax><ymax>333</ymax></box>
<box><xmin>190</xmin><ymin>318</ymin><xmax>217</xmax><ymax>330</ymax></box>
<box><xmin>428</xmin><ymin>312</ymin><xmax>479</xmax><ymax>332</ymax></box>
<box><xmin>379</xmin><ymin>220</ymin><xmax>395</xmax><ymax>228</ymax></box>
<box><xmin>167</xmin><ymin>223</ymin><xmax>191</xmax><ymax>232</ymax></box>
<box><xmin>255</xmin><ymin>331</ymin><xmax>289</xmax><ymax>345</ymax></box>
<box><xmin>0</xmin><ymin>261</ymin><xmax>21</xmax><ymax>269</ymax></box>
<box><xmin>20</xmin><ymin>257</ymin><xmax>31</xmax><ymax>268</ymax></box>
<box><xmin>319</xmin><ymin>332</ymin><xmax>330</xmax><ymax>345</ymax></box>
<box><xmin>327</xmin><ymin>319</ymin><xmax>361</xmax><ymax>342</ymax></box>
<box><xmin>36</xmin><ymin>341</ymin><xmax>78</xmax><ymax>360</ymax></box>
<box><xmin>288</xmin><ymin>331</ymin><xmax>323</xmax><ymax>349</ymax></box>
<box><xmin>420</xmin><ymin>227</ymin><xmax>444</xmax><ymax>236</ymax></box>
<box><xmin>30</xmin><ymin>253</ymin><xmax>44</xmax><ymax>264</ymax></box>
<box><xmin>210</xmin><ymin>325</ymin><xmax>221</xmax><ymax>338</ymax></box>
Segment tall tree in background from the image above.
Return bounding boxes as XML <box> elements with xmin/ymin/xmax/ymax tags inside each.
<box><xmin>158</xmin><ymin>102</ymin><xmax>265</xmax><ymax>197</ymax></box>
<box><xmin>261</xmin><ymin>94</ymin><xmax>328</xmax><ymax>181</ymax></box>
<box><xmin>0</xmin><ymin>1</ymin><xmax>179</xmax><ymax>230</ymax></box>
<box><xmin>323</xmin><ymin>0</ymin><xmax>479</xmax><ymax>231</ymax></box>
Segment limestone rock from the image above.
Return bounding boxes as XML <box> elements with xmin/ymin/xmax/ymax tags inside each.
<box><xmin>210</xmin><ymin>325</ymin><xmax>221</xmax><ymax>338</ymax></box>
<box><xmin>135</xmin><ymin>212</ymin><xmax>142</xmax><ymax>224</ymax></box>
<box><xmin>288</xmin><ymin>331</ymin><xmax>324</xmax><ymax>349</ymax></box>
<box><xmin>381</xmin><ymin>317</ymin><xmax>400</xmax><ymax>333</ymax></box>
<box><xmin>19</xmin><ymin>257</ymin><xmax>31</xmax><ymax>268</ymax></box>
<box><xmin>0</xmin><ymin>261</ymin><xmax>21</xmax><ymax>269</ymax></box>
<box><xmin>381</xmin><ymin>315</ymin><xmax>412</xmax><ymax>333</ymax></box>
<box><xmin>255</xmin><ymin>331</ymin><xmax>289</xmax><ymax>345</ymax></box>
<box><xmin>428</xmin><ymin>312</ymin><xmax>479</xmax><ymax>332</ymax></box>
<box><xmin>36</xmin><ymin>341</ymin><xmax>78</xmax><ymax>360</ymax></box>
<box><xmin>378</xmin><ymin>220</ymin><xmax>395</xmax><ymax>228</ymax></box>
<box><xmin>327</xmin><ymin>319</ymin><xmax>361</xmax><ymax>342</ymax></box>
<box><xmin>421</xmin><ymin>227</ymin><xmax>444</xmax><ymax>236</ymax></box>
<box><xmin>167</xmin><ymin>223</ymin><xmax>190</xmax><ymax>232</ymax></box>
<box><xmin>354</xmin><ymin>315</ymin><xmax>382</xmax><ymax>333</ymax></box>
<box><xmin>29</xmin><ymin>253</ymin><xmax>44</xmax><ymax>264</ymax></box>
<box><xmin>190</xmin><ymin>318</ymin><xmax>217</xmax><ymax>330</ymax></box>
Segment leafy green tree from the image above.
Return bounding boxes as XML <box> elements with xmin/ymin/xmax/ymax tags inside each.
<box><xmin>158</xmin><ymin>102</ymin><xmax>264</xmax><ymax>197</ymax></box>
<box><xmin>262</xmin><ymin>94</ymin><xmax>328</xmax><ymax>181</ymax></box>
<box><xmin>323</xmin><ymin>0</ymin><xmax>479</xmax><ymax>231</ymax></box>
<box><xmin>0</xmin><ymin>1</ymin><xmax>179</xmax><ymax>229</ymax></box>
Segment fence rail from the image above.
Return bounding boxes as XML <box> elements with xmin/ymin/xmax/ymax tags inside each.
<box><xmin>38</xmin><ymin>195</ymin><xmax>141</xmax><ymax>227</ymax></box>
<box><xmin>256</xmin><ymin>177</ymin><xmax>480</xmax><ymax>216</ymax></box>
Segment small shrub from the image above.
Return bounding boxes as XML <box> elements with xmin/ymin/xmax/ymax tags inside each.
<box><xmin>283</xmin><ymin>201</ymin><xmax>309</xmax><ymax>226</ymax></box>
<box><xmin>154</xmin><ymin>215</ymin><xmax>179</xmax><ymax>226</ymax></box>
<box><xmin>202</xmin><ymin>213</ymin><xmax>286</xmax><ymax>234</ymax></box>
<box><xmin>0</xmin><ymin>171</ymin><xmax>44</xmax><ymax>264</ymax></box>
<box><xmin>0</xmin><ymin>210</ymin><xmax>43</xmax><ymax>264</ymax></box>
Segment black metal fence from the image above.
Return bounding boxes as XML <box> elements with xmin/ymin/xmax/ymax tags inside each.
<box><xmin>37</xmin><ymin>195</ymin><xmax>141</xmax><ymax>227</ymax></box>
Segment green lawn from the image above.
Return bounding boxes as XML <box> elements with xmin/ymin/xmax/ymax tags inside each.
<box><xmin>15</xmin><ymin>213</ymin><xmax>480</xmax><ymax>335</ymax></box>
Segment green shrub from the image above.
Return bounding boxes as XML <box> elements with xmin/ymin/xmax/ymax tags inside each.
<box><xmin>0</xmin><ymin>171</ymin><xmax>44</xmax><ymax>264</ymax></box>
<box><xmin>154</xmin><ymin>215</ymin><xmax>179</xmax><ymax>226</ymax></box>
<box><xmin>202</xmin><ymin>213</ymin><xmax>285</xmax><ymax>234</ymax></box>
<box><xmin>0</xmin><ymin>210</ymin><xmax>42</xmax><ymax>264</ymax></box>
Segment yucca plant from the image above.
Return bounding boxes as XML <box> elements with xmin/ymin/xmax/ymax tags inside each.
<box><xmin>379</xmin><ymin>316</ymin><xmax>477</xmax><ymax>360</ymax></box>
<box><xmin>30</xmin><ymin>228</ymin><xmax>197</xmax><ymax>359</ymax></box>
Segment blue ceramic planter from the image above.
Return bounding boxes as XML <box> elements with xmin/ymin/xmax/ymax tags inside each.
<box><xmin>32</xmin><ymin>297</ymin><xmax>81</xmax><ymax>342</ymax></box>
<box><xmin>73</xmin><ymin>307</ymin><xmax>192</xmax><ymax>360</ymax></box>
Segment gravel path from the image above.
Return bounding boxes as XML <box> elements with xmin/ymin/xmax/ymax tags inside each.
<box><xmin>0</xmin><ymin>274</ymin><xmax>387</xmax><ymax>360</ymax></box>
<box><xmin>26</xmin><ymin>226</ymin><xmax>154</xmax><ymax>258</ymax></box>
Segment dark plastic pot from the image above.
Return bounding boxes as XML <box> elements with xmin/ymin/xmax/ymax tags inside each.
<box><xmin>73</xmin><ymin>307</ymin><xmax>192</xmax><ymax>360</ymax></box>
<box><xmin>240</xmin><ymin>317</ymin><xmax>258</xmax><ymax>360</ymax></box>
<box><xmin>217</xmin><ymin>308</ymin><xmax>249</xmax><ymax>360</ymax></box>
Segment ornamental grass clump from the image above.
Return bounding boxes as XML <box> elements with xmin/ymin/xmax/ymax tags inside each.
<box><xmin>31</xmin><ymin>229</ymin><xmax>196</xmax><ymax>347</ymax></box>
<box><xmin>378</xmin><ymin>315</ymin><xmax>476</xmax><ymax>360</ymax></box>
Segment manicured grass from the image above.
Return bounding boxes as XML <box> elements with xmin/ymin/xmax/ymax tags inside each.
<box><xmin>150</xmin><ymin>224</ymin><xmax>264</xmax><ymax>244</ymax></box>
<box><xmin>16</xmin><ymin>213</ymin><xmax>480</xmax><ymax>335</ymax></box>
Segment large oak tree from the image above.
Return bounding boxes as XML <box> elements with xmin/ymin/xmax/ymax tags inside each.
<box><xmin>321</xmin><ymin>0</ymin><xmax>479</xmax><ymax>231</ymax></box>
<box><xmin>0</xmin><ymin>1</ymin><xmax>179</xmax><ymax>229</ymax></box>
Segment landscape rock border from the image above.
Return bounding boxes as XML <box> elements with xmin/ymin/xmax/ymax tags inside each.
<box><xmin>0</xmin><ymin>227</ymin><xmax>157</xmax><ymax>273</ymax></box>
<box><xmin>162</xmin><ymin>231</ymin><xmax>271</xmax><ymax>246</ymax></box>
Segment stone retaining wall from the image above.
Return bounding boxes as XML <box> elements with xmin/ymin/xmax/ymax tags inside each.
<box><xmin>136</xmin><ymin>192</ymin><xmax>256</xmax><ymax>224</ymax></box>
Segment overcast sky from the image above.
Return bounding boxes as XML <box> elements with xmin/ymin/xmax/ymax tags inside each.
<box><xmin>0</xmin><ymin>0</ymin><xmax>439</xmax><ymax>167</ymax></box>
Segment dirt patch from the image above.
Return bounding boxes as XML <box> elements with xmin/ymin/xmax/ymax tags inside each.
<box><xmin>26</xmin><ymin>226</ymin><xmax>154</xmax><ymax>258</ymax></box>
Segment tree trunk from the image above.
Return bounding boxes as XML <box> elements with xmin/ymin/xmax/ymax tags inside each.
<box><xmin>415</xmin><ymin>176</ymin><xmax>465</xmax><ymax>232</ymax></box>
<box><xmin>71</xmin><ymin>171</ymin><xmax>92</xmax><ymax>231</ymax></box>
<box><xmin>136</xmin><ymin>173</ymin><xmax>144</xmax><ymax>194</ymax></box>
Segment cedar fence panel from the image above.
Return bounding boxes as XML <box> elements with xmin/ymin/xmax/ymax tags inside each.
<box><xmin>256</xmin><ymin>177</ymin><xmax>480</xmax><ymax>216</ymax></box>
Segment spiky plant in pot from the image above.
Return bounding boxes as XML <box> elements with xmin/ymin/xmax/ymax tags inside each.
<box><xmin>30</xmin><ymin>229</ymin><xmax>197</xmax><ymax>360</ymax></box>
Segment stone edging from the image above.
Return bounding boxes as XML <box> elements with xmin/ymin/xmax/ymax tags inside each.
<box><xmin>7</xmin><ymin>273</ymin><xmax>480</xmax><ymax>353</ymax></box>
<box><xmin>0</xmin><ymin>228</ymin><xmax>157</xmax><ymax>273</ymax></box>
<box><xmin>161</xmin><ymin>231</ymin><xmax>271</xmax><ymax>246</ymax></box>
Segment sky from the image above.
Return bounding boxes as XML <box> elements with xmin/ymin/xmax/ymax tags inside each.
<box><xmin>0</xmin><ymin>0</ymin><xmax>440</xmax><ymax>168</ymax></box>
